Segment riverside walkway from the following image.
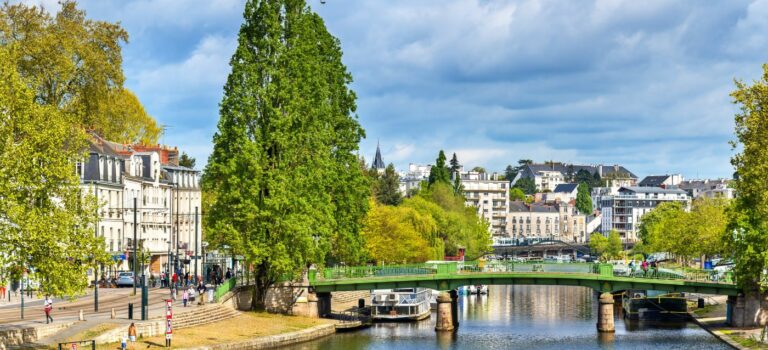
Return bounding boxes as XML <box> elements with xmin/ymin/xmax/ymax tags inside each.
<box><xmin>309</xmin><ymin>261</ymin><xmax>740</xmax><ymax>296</ymax></box>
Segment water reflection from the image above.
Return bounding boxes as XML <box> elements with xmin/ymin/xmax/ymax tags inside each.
<box><xmin>285</xmin><ymin>285</ymin><xmax>729</xmax><ymax>350</ymax></box>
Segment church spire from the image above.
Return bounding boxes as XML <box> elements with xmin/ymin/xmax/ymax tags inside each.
<box><xmin>372</xmin><ymin>141</ymin><xmax>385</xmax><ymax>171</ymax></box>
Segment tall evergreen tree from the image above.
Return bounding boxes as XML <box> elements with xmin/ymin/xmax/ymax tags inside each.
<box><xmin>375</xmin><ymin>164</ymin><xmax>402</xmax><ymax>206</ymax></box>
<box><xmin>203</xmin><ymin>0</ymin><xmax>368</xmax><ymax>309</ymax></box>
<box><xmin>428</xmin><ymin>150</ymin><xmax>451</xmax><ymax>186</ymax></box>
<box><xmin>449</xmin><ymin>152</ymin><xmax>460</xmax><ymax>173</ymax></box>
<box><xmin>575</xmin><ymin>182</ymin><xmax>592</xmax><ymax>215</ymax></box>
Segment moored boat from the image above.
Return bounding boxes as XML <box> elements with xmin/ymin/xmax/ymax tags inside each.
<box><xmin>371</xmin><ymin>288</ymin><xmax>432</xmax><ymax>321</ymax></box>
<box><xmin>622</xmin><ymin>290</ymin><xmax>688</xmax><ymax>320</ymax></box>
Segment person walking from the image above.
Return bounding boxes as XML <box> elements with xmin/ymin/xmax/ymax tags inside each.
<box><xmin>128</xmin><ymin>323</ymin><xmax>137</xmax><ymax>349</ymax></box>
<box><xmin>197</xmin><ymin>281</ymin><xmax>207</xmax><ymax>305</ymax></box>
<box><xmin>43</xmin><ymin>296</ymin><xmax>53</xmax><ymax>324</ymax></box>
<box><xmin>641</xmin><ymin>260</ymin><xmax>648</xmax><ymax>277</ymax></box>
<box><xmin>225</xmin><ymin>268</ymin><xmax>232</xmax><ymax>280</ymax></box>
<box><xmin>182</xmin><ymin>288</ymin><xmax>189</xmax><ymax>307</ymax></box>
<box><xmin>172</xmin><ymin>272</ymin><xmax>178</xmax><ymax>288</ymax></box>
<box><xmin>0</xmin><ymin>278</ymin><xmax>6</xmax><ymax>301</ymax></box>
<box><xmin>651</xmin><ymin>260</ymin><xmax>658</xmax><ymax>278</ymax></box>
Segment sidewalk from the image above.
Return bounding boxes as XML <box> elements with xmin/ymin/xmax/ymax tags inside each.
<box><xmin>690</xmin><ymin>294</ymin><xmax>768</xmax><ymax>349</ymax></box>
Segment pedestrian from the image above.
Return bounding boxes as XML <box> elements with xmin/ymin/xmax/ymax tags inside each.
<box><xmin>182</xmin><ymin>289</ymin><xmax>188</xmax><ymax>307</ymax></box>
<box><xmin>651</xmin><ymin>260</ymin><xmax>658</xmax><ymax>278</ymax></box>
<box><xmin>641</xmin><ymin>260</ymin><xmax>648</xmax><ymax>277</ymax></box>
<box><xmin>172</xmin><ymin>272</ymin><xmax>178</xmax><ymax>287</ymax></box>
<box><xmin>121</xmin><ymin>336</ymin><xmax>127</xmax><ymax>350</ymax></box>
<box><xmin>128</xmin><ymin>322</ymin><xmax>137</xmax><ymax>349</ymax></box>
<box><xmin>0</xmin><ymin>278</ymin><xmax>6</xmax><ymax>301</ymax></box>
<box><xmin>197</xmin><ymin>281</ymin><xmax>206</xmax><ymax>305</ymax></box>
<box><xmin>44</xmin><ymin>295</ymin><xmax>53</xmax><ymax>324</ymax></box>
<box><xmin>225</xmin><ymin>268</ymin><xmax>232</xmax><ymax>280</ymax></box>
<box><xmin>628</xmin><ymin>260</ymin><xmax>635</xmax><ymax>276</ymax></box>
<box><xmin>184</xmin><ymin>272</ymin><xmax>190</xmax><ymax>287</ymax></box>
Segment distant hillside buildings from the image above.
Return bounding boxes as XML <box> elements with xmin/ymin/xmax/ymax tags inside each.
<box><xmin>515</xmin><ymin>163</ymin><xmax>637</xmax><ymax>192</ymax></box>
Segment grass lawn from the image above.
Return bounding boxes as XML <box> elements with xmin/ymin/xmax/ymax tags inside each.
<box><xmin>85</xmin><ymin>312</ymin><xmax>332</xmax><ymax>349</ymax></box>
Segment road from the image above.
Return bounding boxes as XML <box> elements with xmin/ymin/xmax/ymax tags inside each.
<box><xmin>0</xmin><ymin>286</ymin><xmax>196</xmax><ymax>325</ymax></box>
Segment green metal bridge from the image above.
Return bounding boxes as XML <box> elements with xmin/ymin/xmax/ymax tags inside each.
<box><xmin>309</xmin><ymin>261</ymin><xmax>740</xmax><ymax>296</ymax></box>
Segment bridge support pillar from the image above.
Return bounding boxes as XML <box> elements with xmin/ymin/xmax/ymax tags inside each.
<box><xmin>435</xmin><ymin>292</ymin><xmax>454</xmax><ymax>332</ymax></box>
<box><xmin>596</xmin><ymin>292</ymin><xmax>615</xmax><ymax>333</ymax></box>
<box><xmin>730</xmin><ymin>291</ymin><xmax>768</xmax><ymax>327</ymax></box>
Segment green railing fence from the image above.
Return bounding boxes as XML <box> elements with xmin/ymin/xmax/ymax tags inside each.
<box><xmin>312</xmin><ymin>261</ymin><xmax>734</xmax><ymax>285</ymax></box>
<box><xmin>214</xmin><ymin>277</ymin><xmax>237</xmax><ymax>302</ymax></box>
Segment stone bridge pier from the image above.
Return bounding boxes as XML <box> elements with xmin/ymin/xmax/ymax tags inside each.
<box><xmin>729</xmin><ymin>291</ymin><xmax>768</xmax><ymax>327</ymax></box>
<box><xmin>596</xmin><ymin>292</ymin><xmax>615</xmax><ymax>333</ymax></box>
<box><xmin>435</xmin><ymin>290</ymin><xmax>460</xmax><ymax>332</ymax></box>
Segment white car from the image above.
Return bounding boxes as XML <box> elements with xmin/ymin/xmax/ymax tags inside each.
<box><xmin>116</xmin><ymin>272</ymin><xmax>135</xmax><ymax>287</ymax></box>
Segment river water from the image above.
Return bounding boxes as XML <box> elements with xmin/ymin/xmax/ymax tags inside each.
<box><xmin>285</xmin><ymin>285</ymin><xmax>729</xmax><ymax>350</ymax></box>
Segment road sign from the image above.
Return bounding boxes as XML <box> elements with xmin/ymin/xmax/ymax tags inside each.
<box><xmin>165</xmin><ymin>299</ymin><xmax>173</xmax><ymax>340</ymax></box>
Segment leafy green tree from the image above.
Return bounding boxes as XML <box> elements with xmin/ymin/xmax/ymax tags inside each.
<box><xmin>412</xmin><ymin>183</ymin><xmax>491</xmax><ymax>259</ymax></box>
<box><xmin>513</xmin><ymin>177</ymin><xmax>536</xmax><ymax>195</ymax></box>
<box><xmin>504</xmin><ymin>159</ymin><xmax>532</xmax><ymax>182</ymax></box>
<box><xmin>179</xmin><ymin>152</ymin><xmax>196</xmax><ymax>168</ymax></box>
<box><xmin>0</xmin><ymin>47</ymin><xmax>108</xmax><ymax>296</ymax></box>
<box><xmin>375</xmin><ymin>163</ymin><xmax>402</xmax><ymax>206</ymax></box>
<box><xmin>727</xmin><ymin>64</ymin><xmax>768</xmax><ymax>290</ymax></box>
<box><xmin>589</xmin><ymin>231</ymin><xmax>622</xmax><ymax>260</ymax></box>
<box><xmin>0</xmin><ymin>1</ymin><xmax>160</xmax><ymax>143</ymax></box>
<box><xmin>509</xmin><ymin>188</ymin><xmax>526</xmax><ymax>202</ymax></box>
<box><xmin>362</xmin><ymin>201</ymin><xmax>436</xmax><ymax>264</ymax></box>
<box><xmin>471</xmin><ymin>166</ymin><xmax>486</xmax><ymax>173</ymax></box>
<box><xmin>203</xmin><ymin>0</ymin><xmax>369</xmax><ymax>309</ymax></box>
<box><xmin>453</xmin><ymin>174</ymin><xmax>464</xmax><ymax>196</ymax></box>
<box><xmin>592</xmin><ymin>171</ymin><xmax>603</xmax><ymax>188</ymax></box>
<box><xmin>575</xmin><ymin>182</ymin><xmax>592</xmax><ymax>214</ymax></box>
<box><xmin>428</xmin><ymin>150</ymin><xmax>451</xmax><ymax>187</ymax></box>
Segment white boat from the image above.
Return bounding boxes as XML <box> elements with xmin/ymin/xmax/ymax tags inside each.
<box><xmin>371</xmin><ymin>288</ymin><xmax>432</xmax><ymax>321</ymax></box>
<box><xmin>468</xmin><ymin>285</ymin><xmax>488</xmax><ymax>295</ymax></box>
<box><xmin>429</xmin><ymin>289</ymin><xmax>440</xmax><ymax>310</ymax></box>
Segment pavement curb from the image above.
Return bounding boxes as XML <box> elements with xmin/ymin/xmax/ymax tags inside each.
<box><xmin>689</xmin><ymin>311</ymin><xmax>748</xmax><ymax>350</ymax></box>
<box><xmin>177</xmin><ymin>323</ymin><xmax>337</xmax><ymax>350</ymax></box>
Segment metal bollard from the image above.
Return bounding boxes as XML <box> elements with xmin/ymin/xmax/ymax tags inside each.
<box><xmin>128</xmin><ymin>303</ymin><xmax>134</xmax><ymax>320</ymax></box>
<box><xmin>79</xmin><ymin>309</ymin><xmax>84</xmax><ymax>321</ymax></box>
<box><xmin>111</xmin><ymin>307</ymin><xmax>116</xmax><ymax>319</ymax></box>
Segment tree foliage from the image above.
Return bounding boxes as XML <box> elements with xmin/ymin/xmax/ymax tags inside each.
<box><xmin>504</xmin><ymin>159</ymin><xmax>532</xmax><ymax>182</ymax></box>
<box><xmin>513</xmin><ymin>177</ymin><xmax>536</xmax><ymax>195</ymax></box>
<box><xmin>0</xmin><ymin>1</ymin><xmax>160</xmax><ymax>144</ymax></box>
<box><xmin>589</xmin><ymin>231</ymin><xmax>622</xmax><ymax>260</ymax></box>
<box><xmin>727</xmin><ymin>64</ymin><xmax>768</xmax><ymax>289</ymax></box>
<box><xmin>449</xmin><ymin>152</ymin><xmax>460</xmax><ymax>174</ymax></box>
<box><xmin>362</xmin><ymin>201</ymin><xmax>435</xmax><ymax>264</ymax></box>
<box><xmin>374</xmin><ymin>163</ymin><xmax>402</xmax><ymax>206</ymax></box>
<box><xmin>179</xmin><ymin>152</ymin><xmax>196</xmax><ymax>169</ymax></box>
<box><xmin>639</xmin><ymin>198</ymin><xmax>728</xmax><ymax>264</ymax></box>
<box><xmin>0</xmin><ymin>47</ymin><xmax>108</xmax><ymax>296</ymax></box>
<box><xmin>202</xmin><ymin>0</ymin><xmax>369</xmax><ymax>309</ymax></box>
<box><xmin>575</xmin><ymin>182</ymin><xmax>592</xmax><ymax>214</ymax></box>
<box><xmin>509</xmin><ymin>187</ymin><xmax>526</xmax><ymax>202</ymax></box>
<box><xmin>428</xmin><ymin>150</ymin><xmax>451</xmax><ymax>186</ymax></box>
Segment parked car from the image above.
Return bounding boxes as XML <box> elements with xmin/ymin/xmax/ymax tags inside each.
<box><xmin>116</xmin><ymin>272</ymin><xmax>135</xmax><ymax>287</ymax></box>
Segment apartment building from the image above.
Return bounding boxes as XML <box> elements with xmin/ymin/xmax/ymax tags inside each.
<box><xmin>599</xmin><ymin>186</ymin><xmax>690</xmax><ymax>241</ymax></box>
<box><xmin>507</xmin><ymin>201</ymin><xmax>587</xmax><ymax>242</ymax></box>
<box><xmin>79</xmin><ymin>135</ymin><xmax>201</xmax><ymax>277</ymax></box>
<box><xmin>516</xmin><ymin>163</ymin><xmax>637</xmax><ymax>192</ymax></box>
<box><xmin>678</xmin><ymin>179</ymin><xmax>735</xmax><ymax>199</ymax></box>
<box><xmin>459</xmin><ymin>171</ymin><xmax>509</xmax><ymax>237</ymax></box>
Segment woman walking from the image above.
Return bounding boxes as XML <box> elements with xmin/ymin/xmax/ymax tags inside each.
<box><xmin>182</xmin><ymin>288</ymin><xmax>189</xmax><ymax>307</ymax></box>
<box><xmin>43</xmin><ymin>296</ymin><xmax>53</xmax><ymax>324</ymax></box>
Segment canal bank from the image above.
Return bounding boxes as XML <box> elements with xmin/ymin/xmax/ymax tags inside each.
<box><xmin>283</xmin><ymin>285</ymin><xmax>734</xmax><ymax>350</ymax></box>
<box><xmin>689</xmin><ymin>295</ymin><xmax>765</xmax><ymax>349</ymax></box>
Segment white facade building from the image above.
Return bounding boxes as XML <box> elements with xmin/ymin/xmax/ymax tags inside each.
<box><xmin>398</xmin><ymin>163</ymin><xmax>432</xmax><ymax>195</ymax></box>
<box><xmin>678</xmin><ymin>179</ymin><xmax>735</xmax><ymax>200</ymax></box>
<box><xmin>459</xmin><ymin>171</ymin><xmax>509</xmax><ymax>237</ymax></box>
<box><xmin>598</xmin><ymin>186</ymin><xmax>690</xmax><ymax>242</ymax></box>
<box><xmin>79</xmin><ymin>135</ymin><xmax>201</xmax><ymax>278</ymax></box>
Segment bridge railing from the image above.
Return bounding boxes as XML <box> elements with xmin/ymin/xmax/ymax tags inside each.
<box><xmin>617</xmin><ymin>266</ymin><xmax>734</xmax><ymax>284</ymax></box>
<box><xmin>314</xmin><ymin>261</ymin><xmax>735</xmax><ymax>285</ymax></box>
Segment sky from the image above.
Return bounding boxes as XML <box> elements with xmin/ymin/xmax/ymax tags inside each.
<box><xmin>21</xmin><ymin>0</ymin><xmax>768</xmax><ymax>179</ymax></box>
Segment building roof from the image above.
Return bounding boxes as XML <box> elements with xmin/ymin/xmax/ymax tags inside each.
<box><xmin>372</xmin><ymin>142</ymin><xmax>385</xmax><ymax>170</ymax></box>
<box><xmin>553</xmin><ymin>183</ymin><xmax>578</xmax><ymax>193</ymax></box>
<box><xmin>508</xmin><ymin>200</ymin><xmax>559</xmax><ymax>213</ymax></box>
<box><xmin>619</xmin><ymin>186</ymin><xmax>687</xmax><ymax>195</ymax></box>
<box><xmin>638</xmin><ymin>175</ymin><xmax>670</xmax><ymax>187</ymax></box>
<box><xmin>521</xmin><ymin>163</ymin><xmax>637</xmax><ymax>180</ymax></box>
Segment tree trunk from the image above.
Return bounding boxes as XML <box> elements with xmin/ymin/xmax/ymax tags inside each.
<box><xmin>250</xmin><ymin>263</ymin><xmax>272</xmax><ymax>311</ymax></box>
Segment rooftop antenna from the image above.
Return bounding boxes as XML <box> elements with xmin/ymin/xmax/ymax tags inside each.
<box><xmin>160</xmin><ymin>124</ymin><xmax>173</xmax><ymax>146</ymax></box>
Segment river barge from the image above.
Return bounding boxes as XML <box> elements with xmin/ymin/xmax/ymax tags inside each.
<box><xmin>622</xmin><ymin>290</ymin><xmax>689</xmax><ymax>320</ymax></box>
<box><xmin>371</xmin><ymin>288</ymin><xmax>432</xmax><ymax>321</ymax></box>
